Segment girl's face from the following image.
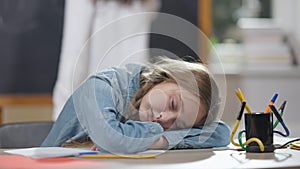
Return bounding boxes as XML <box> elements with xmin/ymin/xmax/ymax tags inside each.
<box><xmin>138</xmin><ymin>81</ymin><xmax>205</xmax><ymax>130</ymax></box>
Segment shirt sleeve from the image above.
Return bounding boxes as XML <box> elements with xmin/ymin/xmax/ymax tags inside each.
<box><xmin>73</xmin><ymin>74</ymin><xmax>164</xmax><ymax>153</ymax></box>
<box><xmin>163</xmin><ymin>121</ymin><xmax>230</xmax><ymax>149</ymax></box>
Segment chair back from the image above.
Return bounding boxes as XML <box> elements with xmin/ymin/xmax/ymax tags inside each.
<box><xmin>0</xmin><ymin>121</ymin><xmax>53</xmax><ymax>148</ymax></box>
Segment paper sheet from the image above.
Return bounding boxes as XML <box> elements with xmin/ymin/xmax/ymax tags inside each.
<box><xmin>5</xmin><ymin>147</ymin><xmax>95</xmax><ymax>159</ymax></box>
<box><xmin>4</xmin><ymin>147</ymin><xmax>165</xmax><ymax>159</ymax></box>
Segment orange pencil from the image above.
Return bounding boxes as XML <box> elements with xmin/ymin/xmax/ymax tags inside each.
<box><xmin>264</xmin><ymin>93</ymin><xmax>278</xmax><ymax>113</ymax></box>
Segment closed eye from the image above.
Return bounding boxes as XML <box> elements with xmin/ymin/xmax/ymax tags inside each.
<box><xmin>170</xmin><ymin>97</ymin><xmax>178</xmax><ymax>111</ymax></box>
<box><xmin>171</xmin><ymin>98</ymin><xmax>175</xmax><ymax>110</ymax></box>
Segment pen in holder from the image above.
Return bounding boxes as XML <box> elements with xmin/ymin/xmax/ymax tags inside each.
<box><xmin>245</xmin><ymin>112</ymin><xmax>274</xmax><ymax>153</ymax></box>
<box><xmin>231</xmin><ymin>90</ymin><xmax>290</xmax><ymax>153</ymax></box>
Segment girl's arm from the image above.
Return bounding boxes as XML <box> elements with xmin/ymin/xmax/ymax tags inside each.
<box><xmin>162</xmin><ymin>121</ymin><xmax>230</xmax><ymax>149</ymax></box>
<box><xmin>148</xmin><ymin>121</ymin><xmax>230</xmax><ymax>150</ymax></box>
<box><xmin>149</xmin><ymin>135</ymin><xmax>168</xmax><ymax>149</ymax></box>
<box><xmin>73</xmin><ymin>75</ymin><xmax>164</xmax><ymax>153</ymax></box>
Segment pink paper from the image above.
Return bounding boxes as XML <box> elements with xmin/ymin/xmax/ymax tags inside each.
<box><xmin>0</xmin><ymin>155</ymin><xmax>106</xmax><ymax>169</ymax></box>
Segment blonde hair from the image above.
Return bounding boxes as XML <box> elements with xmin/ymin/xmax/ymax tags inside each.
<box><xmin>127</xmin><ymin>57</ymin><xmax>220</xmax><ymax>126</ymax></box>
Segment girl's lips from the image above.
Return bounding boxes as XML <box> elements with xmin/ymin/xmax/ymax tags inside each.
<box><xmin>151</xmin><ymin>112</ymin><xmax>159</xmax><ymax>123</ymax></box>
<box><xmin>152</xmin><ymin>119</ymin><xmax>158</xmax><ymax>122</ymax></box>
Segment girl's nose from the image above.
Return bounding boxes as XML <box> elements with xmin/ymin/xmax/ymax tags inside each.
<box><xmin>153</xmin><ymin>110</ymin><xmax>162</xmax><ymax>119</ymax></box>
<box><xmin>156</xmin><ymin>111</ymin><xmax>177</xmax><ymax>129</ymax></box>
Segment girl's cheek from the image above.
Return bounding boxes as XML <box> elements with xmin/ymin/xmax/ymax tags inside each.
<box><xmin>138</xmin><ymin>110</ymin><xmax>148</xmax><ymax>122</ymax></box>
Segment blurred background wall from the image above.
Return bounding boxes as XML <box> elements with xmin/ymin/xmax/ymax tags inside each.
<box><xmin>0</xmin><ymin>0</ymin><xmax>300</xmax><ymax>138</ymax></box>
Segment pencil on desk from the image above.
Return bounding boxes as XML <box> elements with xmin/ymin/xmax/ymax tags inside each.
<box><xmin>79</xmin><ymin>154</ymin><xmax>157</xmax><ymax>159</ymax></box>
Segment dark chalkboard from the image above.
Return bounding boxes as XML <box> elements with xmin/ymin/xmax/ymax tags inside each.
<box><xmin>0</xmin><ymin>0</ymin><xmax>65</xmax><ymax>94</ymax></box>
<box><xmin>0</xmin><ymin>0</ymin><xmax>197</xmax><ymax>94</ymax></box>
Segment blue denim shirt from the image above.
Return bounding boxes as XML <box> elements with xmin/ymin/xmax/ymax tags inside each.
<box><xmin>41</xmin><ymin>64</ymin><xmax>230</xmax><ymax>153</ymax></box>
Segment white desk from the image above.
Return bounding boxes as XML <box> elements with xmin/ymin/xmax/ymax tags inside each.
<box><xmin>2</xmin><ymin>147</ymin><xmax>300</xmax><ymax>169</ymax></box>
<box><xmin>95</xmin><ymin>148</ymin><xmax>300</xmax><ymax>169</ymax></box>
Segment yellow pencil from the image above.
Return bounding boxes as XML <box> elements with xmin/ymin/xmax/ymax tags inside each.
<box><xmin>79</xmin><ymin>154</ymin><xmax>157</xmax><ymax>159</ymax></box>
<box><xmin>235</xmin><ymin>88</ymin><xmax>252</xmax><ymax>114</ymax></box>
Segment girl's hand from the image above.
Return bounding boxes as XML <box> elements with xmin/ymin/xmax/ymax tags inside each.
<box><xmin>90</xmin><ymin>144</ymin><xmax>100</xmax><ymax>151</ymax></box>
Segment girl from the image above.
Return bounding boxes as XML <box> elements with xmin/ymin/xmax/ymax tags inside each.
<box><xmin>41</xmin><ymin>57</ymin><xmax>230</xmax><ymax>153</ymax></box>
